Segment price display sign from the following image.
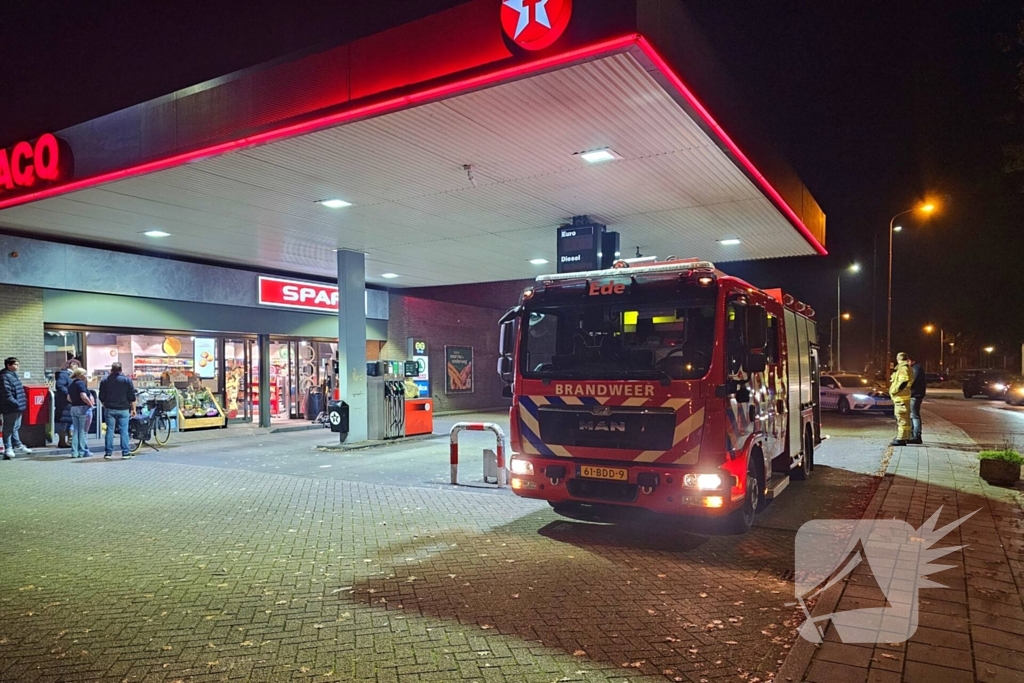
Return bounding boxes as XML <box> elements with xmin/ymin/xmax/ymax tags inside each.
<box><xmin>556</xmin><ymin>223</ymin><xmax>604</xmax><ymax>273</ymax></box>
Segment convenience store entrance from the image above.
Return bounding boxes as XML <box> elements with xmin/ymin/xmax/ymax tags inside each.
<box><xmin>224</xmin><ymin>338</ymin><xmax>256</xmax><ymax>424</ymax></box>
<box><xmin>268</xmin><ymin>339</ymin><xmax>336</xmax><ymax>423</ymax></box>
<box><xmin>224</xmin><ymin>338</ymin><xmax>339</xmax><ymax>425</ymax></box>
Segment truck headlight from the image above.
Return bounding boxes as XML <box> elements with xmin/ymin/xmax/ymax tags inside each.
<box><xmin>683</xmin><ymin>473</ymin><xmax>722</xmax><ymax>490</ymax></box>
<box><xmin>993</xmin><ymin>383</ymin><xmax>1006</xmax><ymax>391</ymax></box>
<box><xmin>510</xmin><ymin>458</ymin><xmax>534</xmax><ymax>476</ymax></box>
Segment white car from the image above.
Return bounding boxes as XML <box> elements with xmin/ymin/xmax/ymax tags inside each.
<box><xmin>820</xmin><ymin>374</ymin><xmax>893</xmax><ymax>415</ymax></box>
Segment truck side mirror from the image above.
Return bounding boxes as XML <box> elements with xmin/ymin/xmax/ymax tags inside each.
<box><xmin>746</xmin><ymin>350</ymin><xmax>767</xmax><ymax>373</ymax></box>
<box><xmin>746</xmin><ymin>305</ymin><xmax>767</xmax><ymax>349</ymax></box>
<box><xmin>498</xmin><ymin>318</ymin><xmax>516</xmax><ymax>357</ymax></box>
<box><xmin>745</xmin><ymin>305</ymin><xmax>768</xmax><ymax>373</ymax></box>
<box><xmin>497</xmin><ymin>355</ymin><xmax>514</xmax><ymax>383</ymax></box>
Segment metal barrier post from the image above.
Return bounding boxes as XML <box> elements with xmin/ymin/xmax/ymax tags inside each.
<box><xmin>449</xmin><ymin>422</ymin><xmax>506</xmax><ymax>488</ymax></box>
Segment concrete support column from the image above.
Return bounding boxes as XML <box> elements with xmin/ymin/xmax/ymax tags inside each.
<box><xmin>257</xmin><ymin>334</ymin><xmax>271</xmax><ymax>428</ymax></box>
<box><xmin>337</xmin><ymin>250</ymin><xmax>367</xmax><ymax>441</ymax></box>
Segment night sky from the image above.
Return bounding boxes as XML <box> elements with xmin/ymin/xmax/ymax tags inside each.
<box><xmin>2</xmin><ymin>1</ymin><xmax>1022</xmax><ymax>371</ymax></box>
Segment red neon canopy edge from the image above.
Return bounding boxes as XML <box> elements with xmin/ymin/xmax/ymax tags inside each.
<box><xmin>0</xmin><ymin>32</ymin><xmax>825</xmax><ymax>257</ymax></box>
<box><xmin>635</xmin><ymin>36</ymin><xmax>827</xmax><ymax>256</ymax></box>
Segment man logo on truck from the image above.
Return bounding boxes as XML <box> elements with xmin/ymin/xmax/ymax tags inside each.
<box><xmin>578</xmin><ymin>419</ymin><xmax>626</xmax><ymax>432</ymax></box>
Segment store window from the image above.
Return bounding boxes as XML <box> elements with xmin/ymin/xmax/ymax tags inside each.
<box><xmin>43</xmin><ymin>330</ymin><xmax>84</xmax><ymax>381</ymax></box>
<box><xmin>46</xmin><ymin>328</ymin><xmax>230</xmax><ymax>431</ymax></box>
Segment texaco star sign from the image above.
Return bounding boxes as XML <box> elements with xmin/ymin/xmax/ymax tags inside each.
<box><xmin>501</xmin><ymin>0</ymin><xmax>573</xmax><ymax>51</ymax></box>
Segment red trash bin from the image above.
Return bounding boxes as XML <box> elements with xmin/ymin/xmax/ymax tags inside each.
<box><xmin>24</xmin><ymin>386</ymin><xmax>52</xmax><ymax>426</ymax></box>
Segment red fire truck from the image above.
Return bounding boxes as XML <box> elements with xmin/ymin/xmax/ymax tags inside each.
<box><xmin>497</xmin><ymin>258</ymin><xmax>821</xmax><ymax>533</ymax></box>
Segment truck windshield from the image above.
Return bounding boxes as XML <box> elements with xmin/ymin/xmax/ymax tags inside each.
<box><xmin>521</xmin><ymin>299</ymin><xmax>716</xmax><ymax>381</ymax></box>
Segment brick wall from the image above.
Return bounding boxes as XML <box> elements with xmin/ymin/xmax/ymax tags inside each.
<box><xmin>383</xmin><ymin>293</ymin><xmax>507</xmax><ymax>414</ymax></box>
<box><xmin>401</xmin><ymin>279</ymin><xmax>529</xmax><ymax>310</ymax></box>
<box><xmin>0</xmin><ymin>285</ymin><xmax>44</xmax><ymax>380</ymax></box>
<box><xmin>0</xmin><ymin>285</ymin><xmax>46</xmax><ymax>446</ymax></box>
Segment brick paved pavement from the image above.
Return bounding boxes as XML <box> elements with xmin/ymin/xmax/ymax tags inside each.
<box><xmin>783</xmin><ymin>408</ymin><xmax>1024</xmax><ymax>683</ymax></box>
<box><xmin>0</xmin><ymin>417</ymin><xmax>885</xmax><ymax>683</ymax></box>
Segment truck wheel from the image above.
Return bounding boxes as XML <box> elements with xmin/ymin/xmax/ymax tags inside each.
<box><xmin>791</xmin><ymin>430</ymin><xmax>813</xmax><ymax>481</ymax></box>
<box><xmin>963</xmin><ymin>390</ymin><xmax>972</xmax><ymax>399</ymax></box>
<box><xmin>838</xmin><ymin>398</ymin><xmax>851</xmax><ymax>415</ymax></box>
<box><xmin>722</xmin><ymin>459</ymin><xmax>759</xmax><ymax>534</ymax></box>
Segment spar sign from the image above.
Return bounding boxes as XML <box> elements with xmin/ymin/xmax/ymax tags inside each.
<box><xmin>258</xmin><ymin>276</ymin><xmax>339</xmax><ymax>313</ymax></box>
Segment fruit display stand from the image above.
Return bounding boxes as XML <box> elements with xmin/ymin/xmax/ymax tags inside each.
<box><xmin>179</xmin><ymin>386</ymin><xmax>227</xmax><ymax>430</ymax></box>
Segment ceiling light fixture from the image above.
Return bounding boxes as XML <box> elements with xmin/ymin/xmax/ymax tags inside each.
<box><xmin>718</xmin><ymin>238</ymin><xmax>741</xmax><ymax>246</ymax></box>
<box><xmin>381</xmin><ymin>273</ymin><xmax>400</xmax><ymax>279</ymax></box>
<box><xmin>318</xmin><ymin>198</ymin><xmax>352</xmax><ymax>208</ymax></box>
<box><xmin>143</xmin><ymin>230</ymin><xmax>171</xmax><ymax>238</ymax></box>
<box><xmin>529</xmin><ymin>258</ymin><xmax>549</xmax><ymax>265</ymax></box>
<box><xmin>577</xmin><ymin>148</ymin><xmax>619</xmax><ymax>163</ymax></box>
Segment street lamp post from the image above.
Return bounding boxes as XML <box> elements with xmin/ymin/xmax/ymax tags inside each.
<box><xmin>830</xmin><ymin>313</ymin><xmax>851</xmax><ymax>371</ymax></box>
<box><xmin>923</xmin><ymin>324</ymin><xmax>946</xmax><ymax>373</ymax></box>
<box><xmin>886</xmin><ymin>203</ymin><xmax>935</xmax><ymax>367</ymax></box>
<box><xmin>837</xmin><ymin>263</ymin><xmax>860</xmax><ymax>372</ymax></box>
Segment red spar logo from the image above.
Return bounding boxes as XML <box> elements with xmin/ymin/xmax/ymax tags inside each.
<box><xmin>501</xmin><ymin>0</ymin><xmax>572</xmax><ymax>51</ymax></box>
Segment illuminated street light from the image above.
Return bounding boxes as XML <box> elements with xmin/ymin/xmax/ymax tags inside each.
<box><xmin>885</xmin><ymin>202</ymin><xmax>939</xmax><ymax>366</ymax></box>
<box><xmin>923</xmin><ymin>324</ymin><xmax>946</xmax><ymax>371</ymax></box>
<box><xmin>835</xmin><ymin>263</ymin><xmax>859</xmax><ymax>372</ymax></box>
<box><xmin>984</xmin><ymin>346</ymin><xmax>995</xmax><ymax>354</ymax></box>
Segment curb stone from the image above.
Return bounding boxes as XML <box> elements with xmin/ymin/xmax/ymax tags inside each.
<box><xmin>775</xmin><ymin>442</ymin><xmax>894</xmax><ymax>682</ymax></box>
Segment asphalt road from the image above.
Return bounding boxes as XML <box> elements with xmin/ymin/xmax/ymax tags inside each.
<box><xmin>925</xmin><ymin>392</ymin><xmax>1024</xmax><ymax>449</ymax></box>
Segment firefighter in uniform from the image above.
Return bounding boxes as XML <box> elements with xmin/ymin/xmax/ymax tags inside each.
<box><xmin>889</xmin><ymin>352</ymin><xmax>912</xmax><ymax>446</ymax></box>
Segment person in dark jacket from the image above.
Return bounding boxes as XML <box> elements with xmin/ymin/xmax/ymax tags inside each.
<box><xmin>53</xmin><ymin>357</ymin><xmax>81</xmax><ymax>449</ymax></box>
<box><xmin>1</xmin><ymin>357</ymin><xmax>32</xmax><ymax>458</ymax></box>
<box><xmin>99</xmin><ymin>362</ymin><xmax>137</xmax><ymax>459</ymax></box>
<box><xmin>908</xmin><ymin>355</ymin><xmax>926</xmax><ymax>445</ymax></box>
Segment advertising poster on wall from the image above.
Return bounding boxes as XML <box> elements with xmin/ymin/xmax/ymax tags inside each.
<box><xmin>444</xmin><ymin>346</ymin><xmax>473</xmax><ymax>394</ymax></box>
<box><xmin>194</xmin><ymin>338</ymin><xmax>216</xmax><ymax>379</ymax></box>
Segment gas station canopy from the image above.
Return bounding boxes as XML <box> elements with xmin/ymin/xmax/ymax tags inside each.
<box><xmin>0</xmin><ymin>0</ymin><xmax>825</xmax><ymax>287</ymax></box>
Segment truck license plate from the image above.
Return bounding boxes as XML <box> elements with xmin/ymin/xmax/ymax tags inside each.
<box><xmin>578</xmin><ymin>465</ymin><xmax>628</xmax><ymax>481</ymax></box>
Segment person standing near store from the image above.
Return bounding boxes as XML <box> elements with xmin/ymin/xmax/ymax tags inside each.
<box><xmin>908</xmin><ymin>354</ymin><xmax>926</xmax><ymax>445</ymax></box>
<box><xmin>888</xmin><ymin>352</ymin><xmax>912</xmax><ymax>447</ymax></box>
<box><xmin>1</xmin><ymin>357</ymin><xmax>32</xmax><ymax>458</ymax></box>
<box><xmin>99</xmin><ymin>362</ymin><xmax>137</xmax><ymax>459</ymax></box>
<box><xmin>54</xmin><ymin>357</ymin><xmax>81</xmax><ymax>449</ymax></box>
<box><xmin>68</xmin><ymin>367</ymin><xmax>94</xmax><ymax>458</ymax></box>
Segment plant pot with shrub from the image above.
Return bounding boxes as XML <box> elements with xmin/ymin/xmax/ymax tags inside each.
<box><xmin>978</xmin><ymin>449</ymin><xmax>1023</xmax><ymax>486</ymax></box>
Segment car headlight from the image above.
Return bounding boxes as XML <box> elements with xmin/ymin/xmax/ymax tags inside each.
<box><xmin>683</xmin><ymin>473</ymin><xmax>722</xmax><ymax>490</ymax></box>
<box><xmin>994</xmin><ymin>383</ymin><xmax>1007</xmax><ymax>391</ymax></box>
<box><xmin>1015</xmin><ymin>387</ymin><xmax>1024</xmax><ymax>395</ymax></box>
<box><xmin>510</xmin><ymin>458</ymin><xmax>534</xmax><ymax>476</ymax></box>
<box><xmin>852</xmin><ymin>394</ymin><xmax>870</xmax><ymax>401</ymax></box>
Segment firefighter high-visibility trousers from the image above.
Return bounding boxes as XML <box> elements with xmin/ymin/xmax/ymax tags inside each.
<box><xmin>893</xmin><ymin>400</ymin><xmax>911</xmax><ymax>441</ymax></box>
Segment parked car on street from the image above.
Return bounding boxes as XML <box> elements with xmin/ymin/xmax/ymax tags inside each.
<box><xmin>963</xmin><ymin>371</ymin><xmax>1019</xmax><ymax>399</ymax></box>
<box><xmin>820</xmin><ymin>374</ymin><xmax>893</xmax><ymax>415</ymax></box>
<box><xmin>925</xmin><ymin>372</ymin><xmax>947</xmax><ymax>384</ymax></box>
